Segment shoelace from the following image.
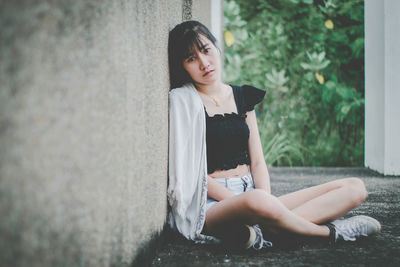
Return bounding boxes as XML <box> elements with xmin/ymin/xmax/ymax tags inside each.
<box><xmin>253</xmin><ymin>239</ymin><xmax>273</xmax><ymax>250</ymax></box>
<box><xmin>336</xmin><ymin>219</ymin><xmax>369</xmax><ymax>241</ymax></box>
<box><xmin>252</xmin><ymin>225</ymin><xmax>273</xmax><ymax>250</ymax></box>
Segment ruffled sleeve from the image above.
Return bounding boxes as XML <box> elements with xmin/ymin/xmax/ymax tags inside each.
<box><xmin>242</xmin><ymin>85</ymin><xmax>266</xmax><ymax>112</ymax></box>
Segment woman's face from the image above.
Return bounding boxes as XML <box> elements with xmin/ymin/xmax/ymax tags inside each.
<box><xmin>182</xmin><ymin>35</ymin><xmax>221</xmax><ymax>86</ymax></box>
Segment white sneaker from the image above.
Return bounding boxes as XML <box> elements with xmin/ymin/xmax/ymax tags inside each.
<box><xmin>331</xmin><ymin>215</ymin><xmax>381</xmax><ymax>241</ymax></box>
<box><xmin>245</xmin><ymin>224</ymin><xmax>273</xmax><ymax>250</ymax></box>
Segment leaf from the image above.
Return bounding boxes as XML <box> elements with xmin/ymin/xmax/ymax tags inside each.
<box><xmin>300</xmin><ymin>51</ymin><xmax>331</xmax><ymax>71</ymax></box>
<box><xmin>315</xmin><ymin>72</ymin><xmax>325</xmax><ymax>84</ymax></box>
<box><xmin>224</xmin><ymin>30</ymin><xmax>235</xmax><ymax>47</ymax></box>
<box><xmin>341</xmin><ymin>105</ymin><xmax>351</xmax><ymax>115</ymax></box>
<box><xmin>265</xmin><ymin>69</ymin><xmax>289</xmax><ymax>89</ymax></box>
<box><xmin>325</xmin><ymin>80</ymin><xmax>336</xmax><ymax>89</ymax></box>
<box><xmin>325</xmin><ymin>19</ymin><xmax>334</xmax><ymax>29</ymax></box>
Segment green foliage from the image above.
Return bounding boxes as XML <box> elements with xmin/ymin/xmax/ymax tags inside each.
<box><xmin>224</xmin><ymin>0</ymin><xmax>364</xmax><ymax>166</ymax></box>
<box><xmin>300</xmin><ymin>51</ymin><xmax>330</xmax><ymax>71</ymax></box>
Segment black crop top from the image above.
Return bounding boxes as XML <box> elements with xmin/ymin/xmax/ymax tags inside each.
<box><xmin>205</xmin><ymin>85</ymin><xmax>266</xmax><ymax>174</ymax></box>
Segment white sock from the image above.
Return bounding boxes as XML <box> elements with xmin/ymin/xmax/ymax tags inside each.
<box><xmin>244</xmin><ymin>225</ymin><xmax>256</xmax><ymax>249</ymax></box>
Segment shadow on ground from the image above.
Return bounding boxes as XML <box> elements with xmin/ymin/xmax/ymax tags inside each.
<box><xmin>151</xmin><ymin>168</ymin><xmax>400</xmax><ymax>267</ymax></box>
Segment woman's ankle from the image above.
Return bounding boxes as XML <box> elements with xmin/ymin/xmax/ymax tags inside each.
<box><xmin>325</xmin><ymin>223</ymin><xmax>336</xmax><ymax>243</ymax></box>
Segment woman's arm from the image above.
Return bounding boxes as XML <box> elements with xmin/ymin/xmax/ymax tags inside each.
<box><xmin>207</xmin><ymin>176</ymin><xmax>236</xmax><ymax>201</ymax></box>
<box><xmin>246</xmin><ymin>110</ymin><xmax>271</xmax><ymax>194</ymax></box>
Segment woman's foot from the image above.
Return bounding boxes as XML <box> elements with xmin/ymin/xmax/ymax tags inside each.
<box><xmin>330</xmin><ymin>215</ymin><xmax>381</xmax><ymax>242</ymax></box>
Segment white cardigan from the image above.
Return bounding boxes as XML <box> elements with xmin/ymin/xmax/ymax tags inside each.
<box><xmin>167</xmin><ymin>83</ymin><xmax>218</xmax><ymax>243</ymax></box>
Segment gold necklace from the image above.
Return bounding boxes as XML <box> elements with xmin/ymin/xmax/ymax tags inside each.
<box><xmin>200</xmin><ymin>92</ymin><xmax>221</xmax><ymax>106</ymax></box>
<box><xmin>210</xmin><ymin>96</ymin><xmax>220</xmax><ymax>106</ymax></box>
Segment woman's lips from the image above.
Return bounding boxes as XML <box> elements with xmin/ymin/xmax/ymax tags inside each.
<box><xmin>203</xmin><ymin>70</ymin><xmax>214</xmax><ymax>77</ymax></box>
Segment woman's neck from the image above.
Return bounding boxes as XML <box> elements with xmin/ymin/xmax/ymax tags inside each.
<box><xmin>195</xmin><ymin>81</ymin><xmax>227</xmax><ymax>97</ymax></box>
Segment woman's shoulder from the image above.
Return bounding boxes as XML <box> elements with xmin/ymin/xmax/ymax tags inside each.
<box><xmin>169</xmin><ymin>83</ymin><xmax>204</xmax><ymax>112</ymax></box>
<box><xmin>231</xmin><ymin>84</ymin><xmax>265</xmax><ymax>94</ymax></box>
<box><xmin>231</xmin><ymin>84</ymin><xmax>266</xmax><ymax>113</ymax></box>
<box><xmin>169</xmin><ymin>84</ymin><xmax>194</xmax><ymax>102</ymax></box>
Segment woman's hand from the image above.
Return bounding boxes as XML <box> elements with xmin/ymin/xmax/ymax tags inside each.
<box><xmin>206</xmin><ymin>176</ymin><xmax>236</xmax><ymax>201</ymax></box>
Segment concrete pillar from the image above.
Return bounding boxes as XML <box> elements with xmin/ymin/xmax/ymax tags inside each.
<box><xmin>0</xmin><ymin>0</ymin><xmax>219</xmax><ymax>266</ymax></box>
<box><xmin>365</xmin><ymin>0</ymin><xmax>400</xmax><ymax>175</ymax></box>
<box><xmin>191</xmin><ymin>0</ymin><xmax>223</xmax><ymax>47</ymax></box>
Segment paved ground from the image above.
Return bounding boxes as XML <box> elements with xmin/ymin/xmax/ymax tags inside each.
<box><xmin>150</xmin><ymin>168</ymin><xmax>400</xmax><ymax>267</ymax></box>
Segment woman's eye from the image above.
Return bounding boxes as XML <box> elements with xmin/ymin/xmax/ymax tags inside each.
<box><xmin>204</xmin><ymin>48</ymin><xmax>210</xmax><ymax>53</ymax></box>
<box><xmin>187</xmin><ymin>56</ymin><xmax>196</xmax><ymax>62</ymax></box>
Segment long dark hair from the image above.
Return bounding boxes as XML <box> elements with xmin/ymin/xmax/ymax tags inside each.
<box><xmin>168</xmin><ymin>21</ymin><xmax>218</xmax><ymax>89</ymax></box>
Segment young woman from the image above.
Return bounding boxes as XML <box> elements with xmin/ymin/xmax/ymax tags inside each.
<box><xmin>167</xmin><ymin>20</ymin><xmax>380</xmax><ymax>250</ymax></box>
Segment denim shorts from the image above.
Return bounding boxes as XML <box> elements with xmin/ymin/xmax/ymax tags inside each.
<box><xmin>205</xmin><ymin>172</ymin><xmax>255</xmax><ymax>213</ymax></box>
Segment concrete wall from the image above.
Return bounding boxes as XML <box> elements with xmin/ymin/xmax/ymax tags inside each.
<box><xmin>365</xmin><ymin>0</ymin><xmax>400</xmax><ymax>175</ymax></box>
<box><xmin>0</xmin><ymin>0</ymin><xmax>216</xmax><ymax>266</ymax></box>
<box><xmin>191</xmin><ymin>0</ymin><xmax>223</xmax><ymax>49</ymax></box>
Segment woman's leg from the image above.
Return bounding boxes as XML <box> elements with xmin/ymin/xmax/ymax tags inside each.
<box><xmin>278</xmin><ymin>178</ymin><xmax>368</xmax><ymax>224</ymax></box>
<box><xmin>202</xmin><ymin>189</ymin><xmax>330</xmax><ymax>239</ymax></box>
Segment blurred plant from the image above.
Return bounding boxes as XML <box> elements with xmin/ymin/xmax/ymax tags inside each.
<box><xmin>288</xmin><ymin>0</ymin><xmax>314</xmax><ymax>4</ymax></box>
<box><xmin>258</xmin><ymin>113</ymin><xmax>304</xmax><ymax>166</ymax></box>
<box><xmin>224</xmin><ymin>0</ymin><xmax>365</xmax><ymax>166</ymax></box>
<box><xmin>265</xmin><ymin>69</ymin><xmax>289</xmax><ymax>91</ymax></box>
<box><xmin>319</xmin><ymin>0</ymin><xmax>338</xmax><ymax>15</ymax></box>
<box><xmin>300</xmin><ymin>52</ymin><xmax>330</xmax><ymax>71</ymax></box>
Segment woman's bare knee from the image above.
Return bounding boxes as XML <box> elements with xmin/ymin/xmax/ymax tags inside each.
<box><xmin>343</xmin><ymin>178</ymin><xmax>368</xmax><ymax>206</ymax></box>
<box><xmin>352</xmin><ymin>178</ymin><xmax>368</xmax><ymax>203</ymax></box>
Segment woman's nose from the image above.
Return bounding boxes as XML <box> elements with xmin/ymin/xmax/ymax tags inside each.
<box><xmin>198</xmin><ymin>54</ymin><xmax>209</xmax><ymax>69</ymax></box>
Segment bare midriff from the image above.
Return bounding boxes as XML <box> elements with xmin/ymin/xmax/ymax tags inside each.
<box><xmin>208</xmin><ymin>164</ymin><xmax>250</xmax><ymax>178</ymax></box>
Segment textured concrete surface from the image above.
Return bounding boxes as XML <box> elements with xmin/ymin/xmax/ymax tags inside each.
<box><xmin>192</xmin><ymin>0</ymin><xmax>212</xmax><ymax>30</ymax></box>
<box><xmin>151</xmin><ymin>168</ymin><xmax>400</xmax><ymax>267</ymax></box>
<box><xmin>0</xmin><ymin>0</ymin><xmax>184</xmax><ymax>266</ymax></box>
<box><xmin>365</xmin><ymin>0</ymin><xmax>400</xmax><ymax>175</ymax></box>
